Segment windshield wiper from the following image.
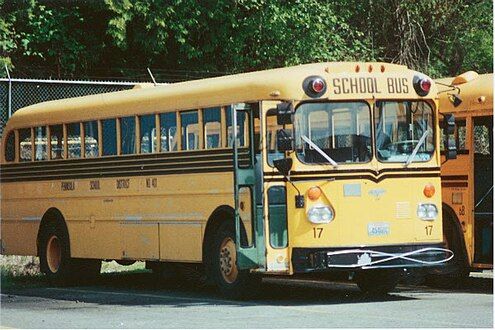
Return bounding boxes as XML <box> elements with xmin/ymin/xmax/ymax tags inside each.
<box><xmin>405</xmin><ymin>130</ymin><xmax>429</xmax><ymax>166</ymax></box>
<box><xmin>301</xmin><ymin>135</ymin><xmax>338</xmax><ymax>168</ymax></box>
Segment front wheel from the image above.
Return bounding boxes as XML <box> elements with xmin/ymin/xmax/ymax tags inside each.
<box><xmin>210</xmin><ymin>222</ymin><xmax>259</xmax><ymax>299</ymax></box>
<box><xmin>355</xmin><ymin>269</ymin><xmax>401</xmax><ymax>295</ymax></box>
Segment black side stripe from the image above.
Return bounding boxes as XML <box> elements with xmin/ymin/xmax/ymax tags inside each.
<box><xmin>264</xmin><ymin>172</ymin><xmax>440</xmax><ymax>183</ymax></box>
<box><xmin>441</xmin><ymin>175</ymin><xmax>468</xmax><ymax>181</ymax></box>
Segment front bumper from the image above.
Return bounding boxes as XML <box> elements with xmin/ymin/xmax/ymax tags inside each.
<box><xmin>292</xmin><ymin>244</ymin><xmax>453</xmax><ymax>273</ymax></box>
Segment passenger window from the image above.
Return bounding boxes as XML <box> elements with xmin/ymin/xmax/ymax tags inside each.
<box><xmin>139</xmin><ymin>114</ymin><xmax>156</xmax><ymax>154</ymax></box>
<box><xmin>474</xmin><ymin>121</ymin><xmax>492</xmax><ymax>155</ymax></box>
<box><xmin>226</xmin><ymin>105</ymin><xmax>247</xmax><ymax>147</ymax></box>
<box><xmin>50</xmin><ymin>125</ymin><xmax>64</xmax><ymax>159</ymax></box>
<box><xmin>160</xmin><ymin>112</ymin><xmax>178</xmax><ymax>152</ymax></box>
<box><xmin>120</xmin><ymin>116</ymin><xmax>136</xmax><ymax>155</ymax></box>
<box><xmin>19</xmin><ymin>128</ymin><xmax>32</xmax><ymax>162</ymax></box>
<box><xmin>181</xmin><ymin>111</ymin><xmax>199</xmax><ymax>150</ymax></box>
<box><xmin>5</xmin><ymin>131</ymin><xmax>15</xmax><ymax>162</ymax></box>
<box><xmin>102</xmin><ymin>119</ymin><xmax>117</xmax><ymax>156</ymax></box>
<box><xmin>84</xmin><ymin>121</ymin><xmax>99</xmax><ymax>158</ymax></box>
<box><xmin>203</xmin><ymin>107</ymin><xmax>221</xmax><ymax>149</ymax></box>
<box><xmin>67</xmin><ymin>123</ymin><xmax>81</xmax><ymax>158</ymax></box>
<box><xmin>34</xmin><ymin>126</ymin><xmax>47</xmax><ymax>161</ymax></box>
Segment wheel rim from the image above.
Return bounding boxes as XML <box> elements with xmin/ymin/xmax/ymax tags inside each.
<box><xmin>46</xmin><ymin>235</ymin><xmax>62</xmax><ymax>273</ymax></box>
<box><xmin>219</xmin><ymin>237</ymin><xmax>238</xmax><ymax>284</ymax></box>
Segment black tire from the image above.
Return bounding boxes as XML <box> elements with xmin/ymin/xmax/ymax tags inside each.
<box><xmin>426</xmin><ymin>214</ymin><xmax>469</xmax><ymax>289</ymax></box>
<box><xmin>39</xmin><ymin>220</ymin><xmax>100</xmax><ymax>286</ymax></box>
<box><xmin>355</xmin><ymin>269</ymin><xmax>401</xmax><ymax>295</ymax></box>
<box><xmin>210</xmin><ymin>222</ymin><xmax>259</xmax><ymax>299</ymax></box>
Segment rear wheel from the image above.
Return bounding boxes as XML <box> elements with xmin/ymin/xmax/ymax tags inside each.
<box><xmin>210</xmin><ymin>222</ymin><xmax>259</xmax><ymax>299</ymax></box>
<box><xmin>355</xmin><ymin>269</ymin><xmax>401</xmax><ymax>295</ymax></box>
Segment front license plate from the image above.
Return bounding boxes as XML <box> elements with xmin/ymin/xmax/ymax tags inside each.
<box><xmin>368</xmin><ymin>222</ymin><xmax>390</xmax><ymax>236</ymax></box>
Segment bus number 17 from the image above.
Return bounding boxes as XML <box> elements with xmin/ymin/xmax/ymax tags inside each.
<box><xmin>313</xmin><ymin>228</ymin><xmax>323</xmax><ymax>239</ymax></box>
<box><xmin>425</xmin><ymin>225</ymin><xmax>433</xmax><ymax>236</ymax></box>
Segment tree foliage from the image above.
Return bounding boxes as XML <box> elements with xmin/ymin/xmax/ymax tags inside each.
<box><xmin>0</xmin><ymin>0</ymin><xmax>492</xmax><ymax>80</ymax></box>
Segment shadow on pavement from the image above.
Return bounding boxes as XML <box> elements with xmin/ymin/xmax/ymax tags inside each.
<box><xmin>2</xmin><ymin>270</ymin><xmax>491</xmax><ymax>309</ymax></box>
<box><xmin>2</xmin><ymin>271</ymin><xmax>414</xmax><ymax>308</ymax></box>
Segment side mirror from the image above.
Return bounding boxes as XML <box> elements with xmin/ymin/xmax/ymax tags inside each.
<box><xmin>277</xmin><ymin>129</ymin><xmax>293</xmax><ymax>152</ymax></box>
<box><xmin>444</xmin><ymin>136</ymin><xmax>457</xmax><ymax>160</ymax></box>
<box><xmin>443</xmin><ymin>113</ymin><xmax>456</xmax><ymax>135</ymax></box>
<box><xmin>273</xmin><ymin>158</ymin><xmax>293</xmax><ymax>177</ymax></box>
<box><xmin>277</xmin><ymin>102</ymin><xmax>294</xmax><ymax>125</ymax></box>
<box><xmin>449</xmin><ymin>94</ymin><xmax>463</xmax><ymax>107</ymax></box>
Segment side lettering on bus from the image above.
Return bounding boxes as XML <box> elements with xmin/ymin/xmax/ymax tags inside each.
<box><xmin>61</xmin><ymin>181</ymin><xmax>75</xmax><ymax>191</ymax></box>
<box><xmin>116</xmin><ymin>179</ymin><xmax>130</xmax><ymax>189</ymax></box>
<box><xmin>90</xmin><ymin>180</ymin><xmax>100</xmax><ymax>190</ymax></box>
<box><xmin>146</xmin><ymin>177</ymin><xmax>158</xmax><ymax>188</ymax></box>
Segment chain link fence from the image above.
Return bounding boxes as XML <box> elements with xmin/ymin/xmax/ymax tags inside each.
<box><xmin>0</xmin><ymin>78</ymin><xmax>139</xmax><ymax>137</ymax></box>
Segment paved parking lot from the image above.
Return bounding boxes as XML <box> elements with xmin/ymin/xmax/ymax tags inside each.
<box><xmin>1</xmin><ymin>272</ymin><xmax>492</xmax><ymax>328</ymax></box>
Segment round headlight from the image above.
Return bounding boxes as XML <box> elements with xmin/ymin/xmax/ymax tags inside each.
<box><xmin>425</xmin><ymin>204</ymin><xmax>438</xmax><ymax>219</ymax></box>
<box><xmin>307</xmin><ymin>205</ymin><xmax>334</xmax><ymax>224</ymax></box>
<box><xmin>417</xmin><ymin>203</ymin><xmax>437</xmax><ymax>220</ymax></box>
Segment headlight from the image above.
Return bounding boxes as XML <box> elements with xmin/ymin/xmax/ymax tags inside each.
<box><xmin>307</xmin><ymin>205</ymin><xmax>334</xmax><ymax>224</ymax></box>
<box><xmin>417</xmin><ymin>203</ymin><xmax>438</xmax><ymax>220</ymax></box>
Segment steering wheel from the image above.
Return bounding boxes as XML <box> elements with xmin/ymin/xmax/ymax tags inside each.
<box><xmin>388</xmin><ymin>140</ymin><xmax>418</xmax><ymax>154</ymax></box>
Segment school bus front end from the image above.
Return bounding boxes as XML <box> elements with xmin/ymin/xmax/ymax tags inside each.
<box><xmin>259</xmin><ymin>64</ymin><xmax>452</xmax><ymax>291</ymax></box>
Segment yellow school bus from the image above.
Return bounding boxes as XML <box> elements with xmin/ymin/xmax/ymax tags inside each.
<box><xmin>0</xmin><ymin>62</ymin><xmax>453</xmax><ymax>298</ymax></box>
<box><xmin>434</xmin><ymin>72</ymin><xmax>493</xmax><ymax>285</ymax></box>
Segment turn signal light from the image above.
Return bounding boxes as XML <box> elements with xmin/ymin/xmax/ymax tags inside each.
<box><xmin>423</xmin><ymin>184</ymin><xmax>435</xmax><ymax>198</ymax></box>
<box><xmin>308</xmin><ymin>186</ymin><xmax>322</xmax><ymax>201</ymax></box>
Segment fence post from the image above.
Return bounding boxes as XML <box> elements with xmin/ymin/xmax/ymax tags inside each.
<box><xmin>4</xmin><ymin>64</ymin><xmax>12</xmax><ymax>118</ymax></box>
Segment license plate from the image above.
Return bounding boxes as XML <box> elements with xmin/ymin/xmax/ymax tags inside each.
<box><xmin>368</xmin><ymin>222</ymin><xmax>390</xmax><ymax>236</ymax></box>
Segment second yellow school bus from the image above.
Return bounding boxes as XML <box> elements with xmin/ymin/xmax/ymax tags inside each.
<box><xmin>434</xmin><ymin>71</ymin><xmax>493</xmax><ymax>285</ymax></box>
<box><xmin>0</xmin><ymin>62</ymin><xmax>453</xmax><ymax>298</ymax></box>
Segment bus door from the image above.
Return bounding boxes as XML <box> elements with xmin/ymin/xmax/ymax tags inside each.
<box><xmin>262</xmin><ymin>101</ymin><xmax>290</xmax><ymax>273</ymax></box>
<box><xmin>473</xmin><ymin>116</ymin><xmax>493</xmax><ymax>264</ymax></box>
<box><xmin>232</xmin><ymin>103</ymin><xmax>266</xmax><ymax>270</ymax></box>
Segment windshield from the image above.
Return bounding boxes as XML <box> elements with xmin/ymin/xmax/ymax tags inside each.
<box><xmin>375</xmin><ymin>100</ymin><xmax>434</xmax><ymax>162</ymax></box>
<box><xmin>295</xmin><ymin>102</ymin><xmax>372</xmax><ymax>164</ymax></box>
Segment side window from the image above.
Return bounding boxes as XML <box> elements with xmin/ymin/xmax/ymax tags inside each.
<box><xmin>19</xmin><ymin>128</ymin><xmax>32</xmax><ymax>162</ymax></box>
<box><xmin>139</xmin><ymin>114</ymin><xmax>156</xmax><ymax>154</ymax></box>
<box><xmin>84</xmin><ymin>121</ymin><xmax>99</xmax><ymax>158</ymax></box>
<box><xmin>50</xmin><ymin>125</ymin><xmax>64</xmax><ymax>159</ymax></box>
<box><xmin>160</xmin><ymin>112</ymin><xmax>178</xmax><ymax>152</ymax></box>
<box><xmin>120</xmin><ymin>116</ymin><xmax>136</xmax><ymax>155</ymax></box>
<box><xmin>181</xmin><ymin>111</ymin><xmax>199</xmax><ymax>150</ymax></box>
<box><xmin>34</xmin><ymin>126</ymin><xmax>47</xmax><ymax>161</ymax></box>
<box><xmin>474</xmin><ymin>119</ymin><xmax>492</xmax><ymax>155</ymax></box>
<box><xmin>102</xmin><ymin>119</ymin><xmax>117</xmax><ymax>156</ymax></box>
<box><xmin>203</xmin><ymin>107</ymin><xmax>221</xmax><ymax>149</ymax></box>
<box><xmin>67</xmin><ymin>123</ymin><xmax>81</xmax><ymax>158</ymax></box>
<box><xmin>4</xmin><ymin>131</ymin><xmax>15</xmax><ymax>162</ymax></box>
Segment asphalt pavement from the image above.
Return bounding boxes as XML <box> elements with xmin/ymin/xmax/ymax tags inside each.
<box><xmin>1</xmin><ymin>272</ymin><xmax>493</xmax><ymax>328</ymax></box>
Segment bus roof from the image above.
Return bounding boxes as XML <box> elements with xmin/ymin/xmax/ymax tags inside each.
<box><xmin>6</xmin><ymin>62</ymin><xmax>431</xmax><ymax>130</ymax></box>
<box><xmin>436</xmin><ymin>72</ymin><xmax>493</xmax><ymax>114</ymax></box>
